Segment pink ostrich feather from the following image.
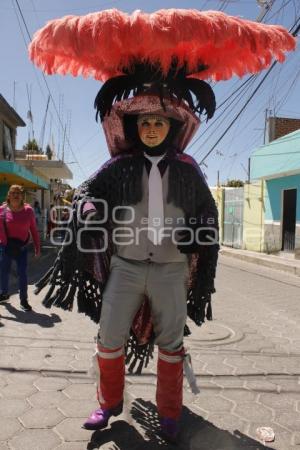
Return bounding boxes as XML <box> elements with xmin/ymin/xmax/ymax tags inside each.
<box><xmin>28</xmin><ymin>8</ymin><xmax>296</xmax><ymax>82</ymax></box>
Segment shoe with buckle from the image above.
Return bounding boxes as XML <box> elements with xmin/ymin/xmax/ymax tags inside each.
<box><xmin>0</xmin><ymin>294</ymin><xmax>10</xmax><ymax>303</ymax></box>
<box><xmin>83</xmin><ymin>402</ymin><xmax>123</xmax><ymax>430</ymax></box>
<box><xmin>20</xmin><ymin>299</ymin><xmax>32</xmax><ymax>312</ymax></box>
<box><xmin>160</xmin><ymin>417</ymin><xmax>180</xmax><ymax>443</ymax></box>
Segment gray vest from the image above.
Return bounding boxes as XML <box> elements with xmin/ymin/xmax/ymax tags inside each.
<box><xmin>115</xmin><ymin>166</ymin><xmax>187</xmax><ymax>263</ymax></box>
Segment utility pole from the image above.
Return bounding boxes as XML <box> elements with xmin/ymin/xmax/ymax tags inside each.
<box><xmin>240</xmin><ymin>162</ymin><xmax>250</xmax><ymax>184</ymax></box>
<box><xmin>217</xmin><ymin>170</ymin><xmax>220</xmax><ymax>187</ymax></box>
<box><xmin>13</xmin><ymin>81</ymin><xmax>16</xmax><ymax>109</ymax></box>
<box><xmin>256</xmin><ymin>0</ymin><xmax>275</xmax><ymax>22</ymax></box>
<box><xmin>263</xmin><ymin>108</ymin><xmax>270</xmax><ymax>145</ymax></box>
<box><xmin>248</xmin><ymin>157</ymin><xmax>251</xmax><ymax>184</ymax></box>
<box><xmin>61</xmin><ymin>124</ymin><xmax>67</xmax><ymax>162</ymax></box>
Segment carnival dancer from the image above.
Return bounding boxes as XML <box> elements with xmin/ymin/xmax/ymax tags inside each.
<box><xmin>29</xmin><ymin>8</ymin><xmax>295</xmax><ymax>442</ymax></box>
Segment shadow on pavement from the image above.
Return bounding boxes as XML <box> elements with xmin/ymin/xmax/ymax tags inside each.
<box><xmin>0</xmin><ymin>302</ymin><xmax>62</xmax><ymax>328</ymax></box>
<box><xmin>86</xmin><ymin>398</ymin><xmax>276</xmax><ymax>450</ymax></box>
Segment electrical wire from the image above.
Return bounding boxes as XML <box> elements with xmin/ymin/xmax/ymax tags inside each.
<box><xmin>267</xmin><ymin>0</ymin><xmax>293</xmax><ymax>22</ymax></box>
<box><xmin>275</xmin><ymin>65</ymin><xmax>300</xmax><ymax>112</ymax></box>
<box><xmin>12</xmin><ymin>0</ymin><xmax>87</xmax><ymax>179</ymax></box>
<box><xmin>199</xmin><ymin>14</ymin><xmax>300</xmax><ymax>166</ymax></box>
<box><xmin>187</xmin><ymin>75</ymin><xmax>258</xmax><ymax>154</ymax></box>
<box><xmin>4</xmin><ymin>1</ymin><xmax>121</xmax><ymax>13</ymax></box>
<box><xmin>191</xmin><ymin>73</ymin><xmax>259</xmax><ymax>160</ymax></box>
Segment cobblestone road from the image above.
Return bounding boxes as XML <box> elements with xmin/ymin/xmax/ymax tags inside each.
<box><xmin>0</xmin><ymin>254</ymin><xmax>300</xmax><ymax>449</ymax></box>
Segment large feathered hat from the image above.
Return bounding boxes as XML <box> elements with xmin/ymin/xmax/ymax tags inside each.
<box><xmin>29</xmin><ymin>9</ymin><xmax>295</xmax><ymax>154</ymax></box>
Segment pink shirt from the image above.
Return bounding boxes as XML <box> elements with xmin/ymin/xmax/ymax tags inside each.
<box><xmin>0</xmin><ymin>203</ymin><xmax>40</xmax><ymax>253</ymax></box>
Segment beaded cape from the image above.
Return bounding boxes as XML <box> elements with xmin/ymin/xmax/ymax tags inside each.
<box><xmin>36</xmin><ymin>149</ymin><xmax>219</xmax><ymax>373</ymax></box>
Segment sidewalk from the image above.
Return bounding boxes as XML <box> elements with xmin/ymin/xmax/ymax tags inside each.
<box><xmin>0</xmin><ymin>253</ymin><xmax>300</xmax><ymax>449</ymax></box>
<box><xmin>220</xmin><ymin>246</ymin><xmax>300</xmax><ymax>277</ymax></box>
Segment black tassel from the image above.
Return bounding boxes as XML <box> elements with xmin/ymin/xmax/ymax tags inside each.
<box><xmin>125</xmin><ymin>332</ymin><xmax>154</xmax><ymax>374</ymax></box>
<box><xmin>41</xmin><ymin>283</ymin><xmax>57</xmax><ymax>308</ymax></box>
<box><xmin>184</xmin><ymin>324</ymin><xmax>191</xmax><ymax>336</ymax></box>
<box><xmin>206</xmin><ymin>300</ymin><xmax>213</xmax><ymax>320</ymax></box>
<box><xmin>34</xmin><ymin>265</ymin><xmax>54</xmax><ymax>294</ymax></box>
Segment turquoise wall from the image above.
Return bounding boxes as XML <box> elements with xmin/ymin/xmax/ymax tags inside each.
<box><xmin>251</xmin><ymin>130</ymin><xmax>300</xmax><ymax>180</ymax></box>
<box><xmin>265</xmin><ymin>175</ymin><xmax>300</xmax><ymax>221</ymax></box>
<box><xmin>0</xmin><ymin>184</ymin><xmax>8</xmax><ymax>204</ymax></box>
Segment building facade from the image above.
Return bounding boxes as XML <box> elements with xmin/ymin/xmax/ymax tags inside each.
<box><xmin>0</xmin><ymin>94</ymin><xmax>49</xmax><ymax>202</ymax></box>
<box><xmin>0</xmin><ymin>94</ymin><xmax>73</xmax><ymax>237</ymax></box>
<box><xmin>250</xmin><ymin>128</ymin><xmax>300</xmax><ymax>255</ymax></box>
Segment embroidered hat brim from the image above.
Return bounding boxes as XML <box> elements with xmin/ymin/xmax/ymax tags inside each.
<box><xmin>102</xmin><ymin>94</ymin><xmax>200</xmax><ymax>155</ymax></box>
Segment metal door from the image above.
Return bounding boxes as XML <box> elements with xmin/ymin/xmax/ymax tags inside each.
<box><xmin>223</xmin><ymin>187</ymin><xmax>244</xmax><ymax>248</ymax></box>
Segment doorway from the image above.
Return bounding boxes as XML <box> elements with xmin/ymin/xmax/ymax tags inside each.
<box><xmin>282</xmin><ymin>188</ymin><xmax>297</xmax><ymax>251</ymax></box>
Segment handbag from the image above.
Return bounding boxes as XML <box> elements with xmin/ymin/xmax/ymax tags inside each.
<box><xmin>6</xmin><ymin>238</ymin><xmax>27</xmax><ymax>258</ymax></box>
<box><xmin>2</xmin><ymin>207</ymin><xmax>29</xmax><ymax>258</ymax></box>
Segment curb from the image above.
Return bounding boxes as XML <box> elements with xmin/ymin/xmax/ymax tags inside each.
<box><xmin>220</xmin><ymin>248</ymin><xmax>300</xmax><ymax>277</ymax></box>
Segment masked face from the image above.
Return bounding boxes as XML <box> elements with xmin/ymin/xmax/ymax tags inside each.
<box><xmin>137</xmin><ymin>115</ymin><xmax>171</xmax><ymax>148</ymax></box>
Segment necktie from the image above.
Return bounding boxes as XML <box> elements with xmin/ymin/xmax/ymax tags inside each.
<box><xmin>144</xmin><ymin>154</ymin><xmax>164</xmax><ymax>245</ymax></box>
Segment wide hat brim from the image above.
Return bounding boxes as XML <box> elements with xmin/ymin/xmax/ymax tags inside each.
<box><xmin>28</xmin><ymin>9</ymin><xmax>296</xmax><ymax>82</ymax></box>
<box><xmin>102</xmin><ymin>95</ymin><xmax>200</xmax><ymax>156</ymax></box>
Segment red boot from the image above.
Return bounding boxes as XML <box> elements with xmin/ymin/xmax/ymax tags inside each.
<box><xmin>156</xmin><ymin>347</ymin><xmax>184</xmax><ymax>442</ymax></box>
<box><xmin>83</xmin><ymin>345</ymin><xmax>124</xmax><ymax>430</ymax></box>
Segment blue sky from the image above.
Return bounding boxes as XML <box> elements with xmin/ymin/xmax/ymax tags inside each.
<box><xmin>1</xmin><ymin>0</ymin><xmax>299</xmax><ymax>187</ymax></box>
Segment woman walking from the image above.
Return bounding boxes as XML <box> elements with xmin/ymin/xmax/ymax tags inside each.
<box><xmin>0</xmin><ymin>185</ymin><xmax>40</xmax><ymax>311</ymax></box>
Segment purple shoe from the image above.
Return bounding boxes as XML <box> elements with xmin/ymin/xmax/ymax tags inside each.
<box><xmin>160</xmin><ymin>417</ymin><xmax>179</xmax><ymax>443</ymax></box>
<box><xmin>83</xmin><ymin>402</ymin><xmax>123</xmax><ymax>430</ymax></box>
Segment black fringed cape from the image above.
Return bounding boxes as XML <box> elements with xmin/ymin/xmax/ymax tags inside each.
<box><xmin>36</xmin><ymin>149</ymin><xmax>219</xmax><ymax>373</ymax></box>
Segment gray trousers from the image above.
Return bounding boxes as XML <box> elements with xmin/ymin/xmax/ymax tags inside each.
<box><xmin>99</xmin><ymin>255</ymin><xmax>188</xmax><ymax>351</ymax></box>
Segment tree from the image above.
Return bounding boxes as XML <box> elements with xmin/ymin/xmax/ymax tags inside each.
<box><xmin>22</xmin><ymin>138</ymin><xmax>43</xmax><ymax>155</ymax></box>
<box><xmin>223</xmin><ymin>179</ymin><xmax>244</xmax><ymax>187</ymax></box>
<box><xmin>46</xmin><ymin>144</ymin><xmax>53</xmax><ymax>160</ymax></box>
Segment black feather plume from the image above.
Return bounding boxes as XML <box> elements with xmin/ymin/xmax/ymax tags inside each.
<box><xmin>94</xmin><ymin>59</ymin><xmax>216</xmax><ymax>122</ymax></box>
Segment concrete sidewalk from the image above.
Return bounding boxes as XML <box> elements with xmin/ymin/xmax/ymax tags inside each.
<box><xmin>0</xmin><ymin>254</ymin><xmax>300</xmax><ymax>449</ymax></box>
<box><xmin>220</xmin><ymin>246</ymin><xmax>300</xmax><ymax>277</ymax></box>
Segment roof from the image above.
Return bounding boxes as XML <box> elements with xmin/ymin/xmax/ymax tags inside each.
<box><xmin>0</xmin><ymin>94</ymin><xmax>26</xmax><ymax>127</ymax></box>
<box><xmin>250</xmin><ymin>128</ymin><xmax>300</xmax><ymax>180</ymax></box>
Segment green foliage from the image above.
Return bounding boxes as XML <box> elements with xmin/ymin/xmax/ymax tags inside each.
<box><xmin>223</xmin><ymin>179</ymin><xmax>244</xmax><ymax>187</ymax></box>
<box><xmin>22</xmin><ymin>138</ymin><xmax>43</xmax><ymax>154</ymax></box>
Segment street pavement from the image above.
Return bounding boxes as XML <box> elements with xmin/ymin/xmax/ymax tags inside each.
<box><xmin>0</xmin><ymin>251</ymin><xmax>300</xmax><ymax>450</ymax></box>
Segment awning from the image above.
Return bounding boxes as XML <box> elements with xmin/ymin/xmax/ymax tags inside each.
<box><xmin>0</xmin><ymin>161</ymin><xmax>49</xmax><ymax>189</ymax></box>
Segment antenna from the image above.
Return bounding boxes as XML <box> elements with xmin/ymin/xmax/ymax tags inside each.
<box><xmin>13</xmin><ymin>81</ymin><xmax>16</xmax><ymax>110</ymax></box>
<box><xmin>39</xmin><ymin>95</ymin><xmax>50</xmax><ymax>153</ymax></box>
<box><xmin>61</xmin><ymin>124</ymin><xmax>67</xmax><ymax>162</ymax></box>
<box><xmin>57</xmin><ymin>93</ymin><xmax>64</xmax><ymax>160</ymax></box>
<box><xmin>26</xmin><ymin>83</ymin><xmax>34</xmax><ymax>141</ymax></box>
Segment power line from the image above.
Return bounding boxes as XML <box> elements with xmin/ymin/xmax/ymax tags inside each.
<box><xmin>192</xmin><ymin>74</ymin><xmax>258</xmax><ymax>160</ymax></box>
<box><xmin>199</xmin><ymin>15</ymin><xmax>300</xmax><ymax>165</ymax></box>
<box><xmin>187</xmin><ymin>75</ymin><xmax>257</xmax><ymax>154</ymax></box>
<box><xmin>12</xmin><ymin>0</ymin><xmax>87</xmax><ymax>179</ymax></box>
<box><xmin>199</xmin><ymin>61</ymin><xmax>278</xmax><ymax>164</ymax></box>
<box><xmin>267</xmin><ymin>0</ymin><xmax>293</xmax><ymax>21</ymax></box>
<box><xmin>3</xmin><ymin>0</ymin><xmax>121</xmax><ymax>13</ymax></box>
